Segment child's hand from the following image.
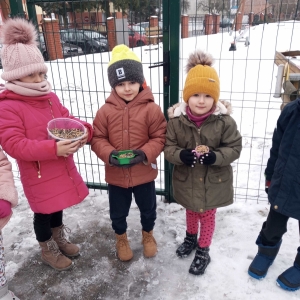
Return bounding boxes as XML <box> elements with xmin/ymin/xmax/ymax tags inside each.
<box><xmin>180</xmin><ymin>149</ymin><xmax>197</xmax><ymax>167</ymax></box>
<box><xmin>265</xmin><ymin>180</ymin><xmax>271</xmax><ymax>194</ymax></box>
<box><xmin>56</xmin><ymin>140</ymin><xmax>81</xmax><ymax>157</ymax></box>
<box><xmin>0</xmin><ymin>199</ymin><xmax>12</xmax><ymax>218</ymax></box>
<box><xmin>79</xmin><ymin>133</ymin><xmax>89</xmax><ymax>148</ymax></box>
<box><xmin>127</xmin><ymin>150</ymin><xmax>146</xmax><ymax>167</ymax></box>
<box><xmin>109</xmin><ymin>150</ymin><xmax>121</xmax><ymax>167</ymax></box>
<box><xmin>199</xmin><ymin>151</ymin><xmax>216</xmax><ymax>165</ymax></box>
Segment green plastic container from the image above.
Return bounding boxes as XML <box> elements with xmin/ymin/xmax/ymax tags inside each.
<box><xmin>112</xmin><ymin>150</ymin><xmax>136</xmax><ymax>165</ymax></box>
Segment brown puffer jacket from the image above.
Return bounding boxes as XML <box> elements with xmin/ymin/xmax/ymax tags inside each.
<box><xmin>91</xmin><ymin>87</ymin><xmax>167</xmax><ymax>188</ymax></box>
<box><xmin>164</xmin><ymin>101</ymin><xmax>242</xmax><ymax>212</ymax></box>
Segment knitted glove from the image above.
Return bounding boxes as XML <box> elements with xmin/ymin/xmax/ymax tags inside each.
<box><xmin>265</xmin><ymin>180</ymin><xmax>271</xmax><ymax>194</ymax></box>
<box><xmin>0</xmin><ymin>199</ymin><xmax>12</xmax><ymax>218</ymax></box>
<box><xmin>199</xmin><ymin>151</ymin><xmax>216</xmax><ymax>165</ymax></box>
<box><xmin>180</xmin><ymin>149</ymin><xmax>197</xmax><ymax>167</ymax></box>
<box><xmin>109</xmin><ymin>150</ymin><xmax>121</xmax><ymax>167</ymax></box>
<box><xmin>126</xmin><ymin>150</ymin><xmax>146</xmax><ymax>167</ymax></box>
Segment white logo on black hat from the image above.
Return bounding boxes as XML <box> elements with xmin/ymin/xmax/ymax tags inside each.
<box><xmin>116</xmin><ymin>68</ymin><xmax>125</xmax><ymax>80</ymax></box>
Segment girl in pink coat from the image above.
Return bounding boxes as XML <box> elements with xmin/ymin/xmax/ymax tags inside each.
<box><xmin>0</xmin><ymin>148</ymin><xmax>19</xmax><ymax>300</ymax></box>
<box><xmin>0</xmin><ymin>18</ymin><xmax>93</xmax><ymax>271</ymax></box>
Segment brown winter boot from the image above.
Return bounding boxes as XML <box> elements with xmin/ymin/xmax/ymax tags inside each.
<box><xmin>116</xmin><ymin>233</ymin><xmax>133</xmax><ymax>261</ymax></box>
<box><xmin>51</xmin><ymin>224</ymin><xmax>80</xmax><ymax>257</ymax></box>
<box><xmin>39</xmin><ymin>237</ymin><xmax>73</xmax><ymax>271</ymax></box>
<box><xmin>142</xmin><ymin>230</ymin><xmax>157</xmax><ymax>258</ymax></box>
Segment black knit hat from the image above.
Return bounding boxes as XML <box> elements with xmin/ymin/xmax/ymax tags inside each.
<box><xmin>107</xmin><ymin>44</ymin><xmax>144</xmax><ymax>88</ymax></box>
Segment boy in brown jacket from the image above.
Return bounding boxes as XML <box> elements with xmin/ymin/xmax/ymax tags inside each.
<box><xmin>91</xmin><ymin>45</ymin><xmax>166</xmax><ymax>261</ymax></box>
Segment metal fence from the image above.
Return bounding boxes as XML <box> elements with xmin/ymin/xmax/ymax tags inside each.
<box><xmin>3</xmin><ymin>0</ymin><xmax>299</xmax><ymax>203</ymax></box>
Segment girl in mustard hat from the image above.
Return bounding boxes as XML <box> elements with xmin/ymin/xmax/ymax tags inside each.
<box><xmin>164</xmin><ymin>50</ymin><xmax>242</xmax><ymax>275</ymax></box>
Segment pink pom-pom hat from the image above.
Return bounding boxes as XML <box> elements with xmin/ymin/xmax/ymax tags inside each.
<box><xmin>0</xmin><ymin>18</ymin><xmax>48</xmax><ymax>82</ymax></box>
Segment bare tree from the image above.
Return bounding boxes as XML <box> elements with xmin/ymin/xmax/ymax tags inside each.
<box><xmin>197</xmin><ymin>0</ymin><xmax>230</xmax><ymax>15</ymax></box>
<box><xmin>181</xmin><ymin>0</ymin><xmax>190</xmax><ymax>14</ymax></box>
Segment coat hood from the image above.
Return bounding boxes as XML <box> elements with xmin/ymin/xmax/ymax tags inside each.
<box><xmin>167</xmin><ymin>100</ymin><xmax>232</xmax><ymax>119</ymax></box>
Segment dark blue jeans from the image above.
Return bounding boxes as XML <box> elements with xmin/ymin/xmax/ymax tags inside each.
<box><xmin>108</xmin><ymin>181</ymin><xmax>157</xmax><ymax>235</ymax></box>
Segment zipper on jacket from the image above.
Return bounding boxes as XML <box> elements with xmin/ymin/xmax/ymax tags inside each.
<box><xmin>48</xmin><ymin>99</ymin><xmax>55</xmax><ymax>118</ymax></box>
<box><xmin>34</xmin><ymin>161</ymin><xmax>41</xmax><ymax>178</ymax></box>
<box><xmin>64</xmin><ymin>157</ymin><xmax>81</xmax><ymax>199</ymax></box>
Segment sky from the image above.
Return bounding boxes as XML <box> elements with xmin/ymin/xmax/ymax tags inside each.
<box><xmin>2</xmin><ymin>21</ymin><xmax>300</xmax><ymax>299</ymax></box>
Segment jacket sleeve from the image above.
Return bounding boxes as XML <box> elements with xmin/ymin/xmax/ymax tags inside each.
<box><xmin>55</xmin><ymin>96</ymin><xmax>93</xmax><ymax>142</ymax></box>
<box><xmin>0</xmin><ymin>104</ymin><xmax>58</xmax><ymax>161</ymax></box>
<box><xmin>265</xmin><ymin>106</ymin><xmax>290</xmax><ymax>181</ymax></box>
<box><xmin>164</xmin><ymin>119</ymin><xmax>185</xmax><ymax>165</ymax></box>
<box><xmin>91</xmin><ymin>107</ymin><xmax>115</xmax><ymax>164</ymax></box>
<box><xmin>213</xmin><ymin>116</ymin><xmax>242</xmax><ymax>166</ymax></box>
<box><xmin>140</xmin><ymin>104</ymin><xmax>167</xmax><ymax>163</ymax></box>
<box><xmin>0</xmin><ymin>148</ymin><xmax>18</xmax><ymax>207</ymax></box>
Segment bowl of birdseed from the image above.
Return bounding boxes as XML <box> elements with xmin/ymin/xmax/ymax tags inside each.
<box><xmin>47</xmin><ymin>118</ymin><xmax>86</xmax><ymax>141</ymax></box>
<box><xmin>112</xmin><ymin>150</ymin><xmax>136</xmax><ymax>165</ymax></box>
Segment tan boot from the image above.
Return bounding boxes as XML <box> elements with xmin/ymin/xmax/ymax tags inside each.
<box><xmin>116</xmin><ymin>233</ymin><xmax>133</xmax><ymax>261</ymax></box>
<box><xmin>51</xmin><ymin>224</ymin><xmax>80</xmax><ymax>257</ymax></box>
<box><xmin>39</xmin><ymin>237</ymin><xmax>73</xmax><ymax>271</ymax></box>
<box><xmin>142</xmin><ymin>230</ymin><xmax>157</xmax><ymax>258</ymax></box>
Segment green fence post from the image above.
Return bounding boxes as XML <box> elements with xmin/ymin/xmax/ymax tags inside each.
<box><xmin>9</xmin><ymin>0</ymin><xmax>25</xmax><ymax>17</ymax></box>
<box><xmin>163</xmin><ymin>0</ymin><xmax>180</xmax><ymax>203</ymax></box>
<box><xmin>27</xmin><ymin>1</ymin><xmax>38</xmax><ymax>26</ymax></box>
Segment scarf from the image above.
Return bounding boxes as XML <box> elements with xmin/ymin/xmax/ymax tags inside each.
<box><xmin>5</xmin><ymin>80</ymin><xmax>52</xmax><ymax>97</ymax></box>
<box><xmin>186</xmin><ymin>105</ymin><xmax>216</xmax><ymax>127</ymax></box>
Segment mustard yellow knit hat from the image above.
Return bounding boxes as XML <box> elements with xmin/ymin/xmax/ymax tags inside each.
<box><xmin>183</xmin><ymin>50</ymin><xmax>220</xmax><ymax>103</ymax></box>
<box><xmin>107</xmin><ymin>44</ymin><xmax>144</xmax><ymax>88</ymax></box>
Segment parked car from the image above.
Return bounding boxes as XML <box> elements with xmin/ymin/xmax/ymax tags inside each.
<box><xmin>220</xmin><ymin>17</ymin><xmax>233</xmax><ymax>28</ymax></box>
<box><xmin>0</xmin><ymin>34</ymin><xmax>83</xmax><ymax>69</ymax></box>
<box><xmin>135</xmin><ymin>21</ymin><xmax>163</xmax><ymax>30</ymax></box>
<box><xmin>60</xmin><ymin>29</ymin><xmax>108</xmax><ymax>54</ymax></box>
<box><xmin>128</xmin><ymin>25</ymin><xmax>148</xmax><ymax>47</ymax></box>
<box><xmin>38</xmin><ymin>33</ymin><xmax>84</xmax><ymax>60</ymax></box>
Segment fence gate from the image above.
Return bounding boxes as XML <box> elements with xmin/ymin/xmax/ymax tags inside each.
<box><xmin>7</xmin><ymin>0</ymin><xmax>180</xmax><ymax>202</ymax></box>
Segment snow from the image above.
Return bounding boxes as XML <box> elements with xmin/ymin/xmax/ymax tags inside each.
<box><xmin>2</xmin><ymin>21</ymin><xmax>300</xmax><ymax>299</ymax></box>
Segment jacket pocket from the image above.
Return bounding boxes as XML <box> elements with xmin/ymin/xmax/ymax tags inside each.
<box><xmin>208</xmin><ymin>169</ymin><xmax>230</xmax><ymax>184</ymax></box>
<box><xmin>173</xmin><ymin>165</ymin><xmax>189</xmax><ymax>182</ymax></box>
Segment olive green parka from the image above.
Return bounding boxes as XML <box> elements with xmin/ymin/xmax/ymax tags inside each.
<box><xmin>164</xmin><ymin>101</ymin><xmax>242</xmax><ymax>212</ymax></box>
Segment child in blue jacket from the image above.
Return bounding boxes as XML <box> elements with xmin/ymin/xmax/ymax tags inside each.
<box><xmin>248</xmin><ymin>99</ymin><xmax>300</xmax><ymax>291</ymax></box>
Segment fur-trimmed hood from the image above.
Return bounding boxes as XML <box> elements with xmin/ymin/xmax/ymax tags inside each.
<box><xmin>167</xmin><ymin>100</ymin><xmax>232</xmax><ymax>119</ymax></box>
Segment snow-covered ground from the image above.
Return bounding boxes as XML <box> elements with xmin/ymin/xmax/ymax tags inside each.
<box><xmin>2</xmin><ymin>21</ymin><xmax>300</xmax><ymax>299</ymax></box>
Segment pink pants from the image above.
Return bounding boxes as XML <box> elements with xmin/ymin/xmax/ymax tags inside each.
<box><xmin>186</xmin><ymin>208</ymin><xmax>217</xmax><ymax>248</ymax></box>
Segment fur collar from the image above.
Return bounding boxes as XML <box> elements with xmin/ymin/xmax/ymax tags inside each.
<box><xmin>167</xmin><ymin>100</ymin><xmax>232</xmax><ymax>119</ymax></box>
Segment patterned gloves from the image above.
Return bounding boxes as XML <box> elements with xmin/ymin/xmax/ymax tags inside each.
<box><xmin>199</xmin><ymin>151</ymin><xmax>216</xmax><ymax>165</ymax></box>
<box><xmin>180</xmin><ymin>149</ymin><xmax>197</xmax><ymax>167</ymax></box>
<box><xmin>0</xmin><ymin>199</ymin><xmax>12</xmax><ymax>218</ymax></box>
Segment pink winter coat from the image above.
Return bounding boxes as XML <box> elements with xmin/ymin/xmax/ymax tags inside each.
<box><xmin>0</xmin><ymin>148</ymin><xmax>18</xmax><ymax>230</ymax></box>
<box><xmin>0</xmin><ymin>90</ymin><xmax>93</xmax><ymax>214</ymax></box>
